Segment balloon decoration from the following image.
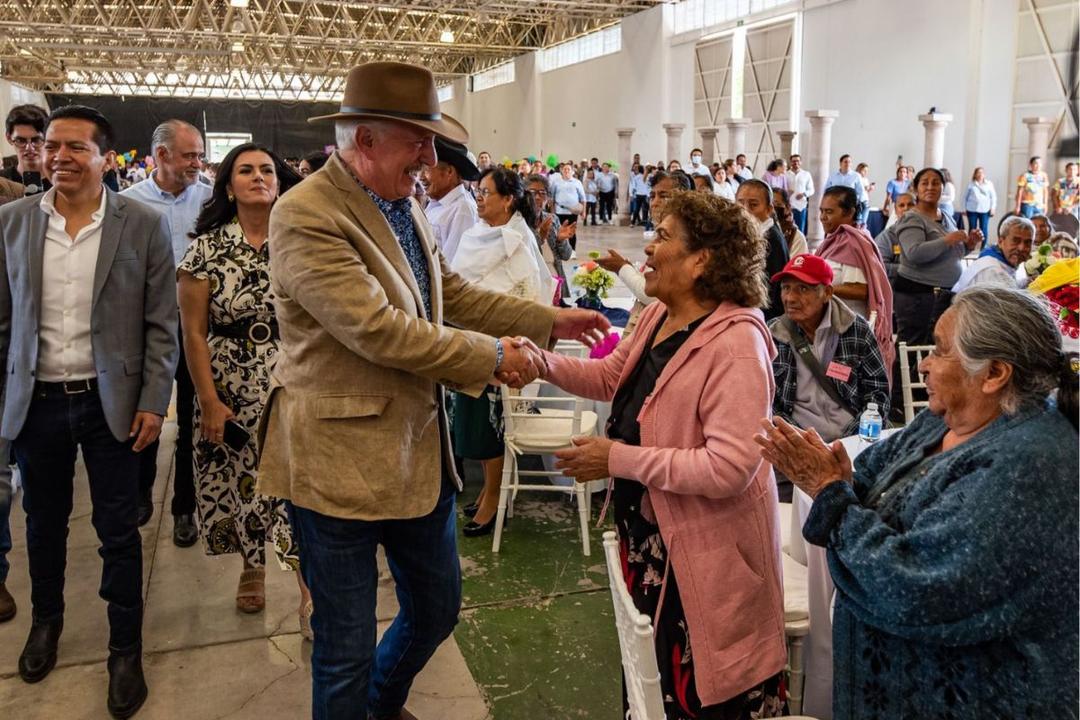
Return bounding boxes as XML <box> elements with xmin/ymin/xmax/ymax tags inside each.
<box><xmin>545</xmin><ymin>153</ymin><xmax>559</xmax><ymax>169</ymax></box>
<box><xmin>500</xmin><ymin>155</ymin><xmax>513</xmax><ymax>168</ymax></box>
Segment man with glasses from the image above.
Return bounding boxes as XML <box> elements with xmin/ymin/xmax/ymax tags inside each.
<box><xmin>121</xmin><ymin>119</ymin><xmax>211</xmax><ymax>547</ymax></box>
<box><xmin>3</xmin><ymin>104</ymin><xmax>51</xmax><ymax>195</ymax></box>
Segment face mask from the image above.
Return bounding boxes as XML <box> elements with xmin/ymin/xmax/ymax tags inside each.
<box><xmin>691</xmin><ymin>155</ymin><xmax>702</xmax><ymax>165</ymax></box>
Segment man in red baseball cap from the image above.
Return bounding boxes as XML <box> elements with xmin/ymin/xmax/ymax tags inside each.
<box><xmin>767</xmin><ymin>253</ymin><xmax>890</xmax><ymax>499</ymax></box>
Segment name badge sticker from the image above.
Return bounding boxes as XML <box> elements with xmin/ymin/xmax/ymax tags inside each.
<box><xmin>826</xmin><ymin>361</ymin><xmax>852</xmax><ymax>382</ymax></box>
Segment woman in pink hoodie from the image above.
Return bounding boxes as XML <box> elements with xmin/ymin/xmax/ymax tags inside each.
<box><xmin>532</xmin><ymin>192</ymin><xmax>788</xmax><ymax>718</ymax></box>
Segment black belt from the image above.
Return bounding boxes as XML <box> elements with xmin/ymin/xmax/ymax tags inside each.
<box><xmin>211</xmin><ymin>319</ymin><xmax>279</xmax><ymax>344</ymax></box>
<box><xmin>35</xmin><ymin>377</ymin><xmax>99</xmax><ymax>396</ymax></box>
<box><xmin>894</xmin><ymin>275</ymin><xmax>952</xmax><ymax>295</ymax></box>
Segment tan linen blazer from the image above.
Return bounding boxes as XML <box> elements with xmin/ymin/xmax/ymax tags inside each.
<box><xmin>257</xmin><ymin>153</ymin><xmax>557</xmax><ymax>520</ymax></box>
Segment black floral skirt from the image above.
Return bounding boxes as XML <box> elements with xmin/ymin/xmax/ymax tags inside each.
<box><xmin>615</xmin><ymin>478</ymin><xmax>787</xmax><ymax>720</ymax></box>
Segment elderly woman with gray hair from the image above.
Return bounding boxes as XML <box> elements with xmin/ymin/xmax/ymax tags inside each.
<box><xmin>756</xmin><ymin>285</ymin><xmax>1078</xmax><ymax>719</ymax></box>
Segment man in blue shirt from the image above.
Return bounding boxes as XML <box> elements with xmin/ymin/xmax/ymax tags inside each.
<box><xmin>121</xmin><ymin>119</ymin><xmax>211</xmax><ymax>547</ymax></box>
<box><xmin>596</xmin><ymin>163</ymin><xmax>618</xmax><ymax>224</ymax></box>
<box><xmin>824</xmin><ymin>154</ymin><xmax>868</xmax><ymax>225</ymax></box>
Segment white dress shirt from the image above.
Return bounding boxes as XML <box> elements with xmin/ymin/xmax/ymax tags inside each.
<box><xmin>37</xmin><ymin>187</ymin><xmax>107</xmax><ymax>382</ymax></box>
<box><xmin>423</xmin><ymin>183</ymin><xmax>478</xmax><ymax>264</ymax></box>
<box><xmin>787</xmin><ymin>169</ymin><xmax>815</xmax><ymax>211</ymax></box>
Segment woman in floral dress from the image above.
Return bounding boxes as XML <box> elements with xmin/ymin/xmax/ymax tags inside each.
<box><xmin>177</xmin><ymin>143</ymin><xmax>312</xmax><ymax>635</ymax></box>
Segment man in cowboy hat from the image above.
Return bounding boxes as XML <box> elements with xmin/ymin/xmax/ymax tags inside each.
<box><xmin>258</xmin><ymin>61</ymin><xmax>608</xmax><ymax>720</ymax></box>
<box><xmin>420</xmin><ymin>136</ymin><xmax>478</xmax><ymax>264</ymax></box>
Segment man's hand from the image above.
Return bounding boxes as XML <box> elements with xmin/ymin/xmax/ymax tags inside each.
<box><xmin>552</xmin><ymin>309</ymin><xmax>610</xmax><ymax>348</ymax></box>
<box><xmin>596</xmin><ymin>249</ymin><xmax>630</xmax><ymax>273</ymax></box>
<box><xmin>494</xmin><ymin>337</ymin><xmax>545</xmax><ymax>388</ymax></box>
<box><xmin>129</xmin><ymin>412</ymin><xmax>164</xmax><ymax>452</ymax></box>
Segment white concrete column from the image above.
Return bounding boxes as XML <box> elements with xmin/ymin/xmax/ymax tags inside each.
<box><xmin>724</xmin><ymin>117</ymin><xmax>750</xmax><ymax>159</ymax></box>
<box><xmin>662</xmin><ymin>123</ymin><xmax>685</xmax><ymax>165</ymax></box>
<box><xmin>698</xmin><ymin>127</ymin><xmax>719</xmax><ymax>166</ymax></box>
<box><xmin>778</xmin><ymin>130</ymin><xmax>797</xmax><ymax>159</ymax></box>
<box><xmin>616</xmin><ymin>127</ymin><xmax>635</xmax><ymax>226</ymax></box>
<box><xmin>1023</xmin><ymin>116</ymin><xmax>1054</xmax><ymax>164</ymax></box>
<box><xmin>918</xmin><ymin>112</ymin><xmax>953</xmax><ymax>169</ymax></box>
<box><xmin>805</xmin><ymin>109</ymin><xmax>839</xmax><ymax>247</ymax></box>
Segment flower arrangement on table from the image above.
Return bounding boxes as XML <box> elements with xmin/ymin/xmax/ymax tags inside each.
<box><xmin>572</xmin><ymin>251</ymin><xmax>615</xmax><ymax>309</ymax></box>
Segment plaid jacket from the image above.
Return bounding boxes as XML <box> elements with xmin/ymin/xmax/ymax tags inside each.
<box><xmin>769</xmin><ymin>299</ymin><xmax>890</xmax><ymax>438</ymax></box>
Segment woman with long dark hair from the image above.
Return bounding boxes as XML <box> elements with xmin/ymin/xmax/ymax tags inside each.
<box><xmin>450</xmin><ymin>166</ymin><xmax>551</xmax><ymax>537</ymax></box>
<box><xmin>177</xmin><ymin>143</ymin><xmax>313</xmax><ymax>633</ymax></box>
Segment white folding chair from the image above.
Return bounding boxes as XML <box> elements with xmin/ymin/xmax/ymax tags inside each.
<box><xmin>492</xmin><ymin>379</ymin><xmax>600</xmax><ymax>556</ymax></box>
<box><xmin>602</xmin><ymin>531</ymin><xmax>666</xmax><ymax>720</ymax></box>
<box><xmin>898</xmin><ymin>342</ymin><xmax>934</xmax><ymax>424</ymax></box>
<box><xmin>783</xmin><ymin>552</ymin><xmax>811</xmax><ymax>716</ymax></box>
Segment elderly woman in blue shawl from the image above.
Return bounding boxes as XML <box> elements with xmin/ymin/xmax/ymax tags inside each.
<box><xmin>756</xmin><ymin>285</ymin><xmax>1078</xmax><ymax>719</ymax></box>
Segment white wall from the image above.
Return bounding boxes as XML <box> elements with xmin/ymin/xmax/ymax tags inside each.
<box><xmin>448</xmin><ymin>0</ymin><xmax>1021</xmax><ymax>211</ymax></box>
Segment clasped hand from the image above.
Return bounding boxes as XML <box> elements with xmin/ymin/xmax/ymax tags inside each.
<box><xmin>753</xmin><ymin>417</ymin><xmax>852</xmax><ymax>498</ymax></box>
<box><xmin>494</xmin><ymin>336</ymin><xmax>547</xmax><ymax>388</ymax></box>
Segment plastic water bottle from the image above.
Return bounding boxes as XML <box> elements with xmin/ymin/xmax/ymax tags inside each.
<box><xmin>858</xmin><ymin>403</ymin><xmax>883</xmax><ymax>443</ymax></box>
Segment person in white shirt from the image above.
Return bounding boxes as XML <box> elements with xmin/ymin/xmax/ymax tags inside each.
<box><xmin>952</xmin><ymin>215</ymin><xmax>1034</xmax><ymax>293</ymax></box>
<box><xmin>450</xmin><ymin>166</ymin><xmax>552</xmax><ymax>537</ymax></box>
<box><xmin>0</xmin><ymin>104</ymin><xmax>177</xmax><ymax>718</ymax></box>
<box><xmin>787</xmin><ymin>153</ymin><xmax>815</xmax><ymax>235</ymax></box>
<box><xmin>713</xmin><ymin>166</ymin><xmax>736</xmax><ymax>201</ymax></box>
<box><xmin>421</xmin><ymin>136</ymin><xmax>479</xmax><ymax>264</ymax></box>
<box><xmin>688</xmin><ymin>147</ymin><xmax>712</xmax><ymax>177</ymax></box>
<box><xmin>735</xmin><ymin>153</ymin><xmax>754</xmax><ymax>181</ymax></box>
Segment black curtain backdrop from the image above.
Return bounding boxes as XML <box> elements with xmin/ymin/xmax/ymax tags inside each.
<box><xmin>45</xmin><ymin>93</ymin><xmax>340</xmax><ymax>159</ymax></box>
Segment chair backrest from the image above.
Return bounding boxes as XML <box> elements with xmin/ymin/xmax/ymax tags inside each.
<box><xmin>500</xmin><ymin>381</ymin><xmax>587</xmax><ymax>442</ymax></box>
<box><xmin>898</xmin><ymin>342</ymin><xmax>933</xmax><ymax>424</ymax></box>
<box><xmin>602</xmin><ymin>531</ymin><xmax>666</xmax><ymax>720</ymax></box>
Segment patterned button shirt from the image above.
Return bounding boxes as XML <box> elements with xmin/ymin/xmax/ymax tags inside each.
<box><xmin>357</xmin><ymin>180</ymin><xmax>432</xmax><ymax>319</ymax></box>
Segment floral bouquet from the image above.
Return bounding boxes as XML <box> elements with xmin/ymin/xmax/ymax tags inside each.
<box><xmin>572</xmin><ymin>251</ymin><xmax>615</xmax><ymax>308</ymax></box>
<box><xmin>1023</xmin><ymin>242</ymin><xmax>1057</xmax><ymax>278</ymax></box>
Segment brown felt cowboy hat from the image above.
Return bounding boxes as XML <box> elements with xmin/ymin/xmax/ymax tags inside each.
<box><xmin>309</xmin><ymin>61</ymin><xmax>468</xmax><ymax>144</ymax></box>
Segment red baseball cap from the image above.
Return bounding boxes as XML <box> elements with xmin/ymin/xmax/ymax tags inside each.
<box><xmin>770</xmin><ymin>253</ymin><xmax>834</xmax><ymax>285</ymax></box>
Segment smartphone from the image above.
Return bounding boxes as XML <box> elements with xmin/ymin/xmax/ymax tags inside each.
<box><xmin>223</xmin><ymin>419</ymin><xmax>251</xmax><ymax>452</ymax></box>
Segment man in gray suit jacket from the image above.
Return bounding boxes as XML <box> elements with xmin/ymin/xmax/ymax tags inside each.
<box><xmin>0</xmin><ymin>105</ymin><xmax>177</xmax><ymax>719</ymax></box>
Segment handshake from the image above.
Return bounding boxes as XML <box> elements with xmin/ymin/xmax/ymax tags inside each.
<box><xmin>494</xmin><ymin>336</ymin><xmax>547</xmax><ymax>388</ymax></box>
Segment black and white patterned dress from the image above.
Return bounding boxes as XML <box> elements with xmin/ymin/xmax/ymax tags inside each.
<box><xmin>178</xmin><ymin>222</ymin><xmax>298</xmax><ymax>570</ymax></box>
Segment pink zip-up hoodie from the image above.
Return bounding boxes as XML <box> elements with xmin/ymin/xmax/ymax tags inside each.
<box><xmin>543</xmin><ymin>300</ymin><xmax>787</xmax><ymax>705</ymax></box>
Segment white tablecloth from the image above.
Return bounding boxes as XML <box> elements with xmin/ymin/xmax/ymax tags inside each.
<box><xmin>789</xmin><ymin>428</ymin><xmax>900</xmax><ymax>719</ymax></box>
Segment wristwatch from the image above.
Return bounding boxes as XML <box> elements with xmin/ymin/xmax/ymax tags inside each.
<box><xmin>494</xmin><ymin>338</ymin><xmax>504</xmax><ymax>372</ymax></box>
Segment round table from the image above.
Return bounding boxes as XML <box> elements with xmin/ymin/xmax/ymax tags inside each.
<box><xmin>788</xmin><ymin>427</ymin><xmax>900</xmax><ymax>719</ymax></box>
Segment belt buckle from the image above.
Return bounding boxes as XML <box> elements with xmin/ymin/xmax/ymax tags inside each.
<box><xmin>63</xmin><ymin>379</ymin><xmax>91</xmax><ymax>395</ymax></box>
<box><xmin>247</xmin><ymin>321</ymin><xmax>272</xmax><ymax>344</ymax></box>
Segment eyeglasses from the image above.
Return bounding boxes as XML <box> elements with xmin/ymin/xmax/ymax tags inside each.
<box><xmin>648</xmin><ymin>191</ymin><xmax>673</xmax><ymax>200</ymax></box>
<box><xmin>476</xmin><ymin>188</ymin><xmax>500</xmax><ymax>198</ymax></box>
<box><xmin>531</xmin><ymin>189</ymin><xmax>548</xmax><ymax>197</ymax></box>
<box><xmin>11</xmin><ymin>136</ymin><xmax>43</xmax><ymax>148</ymax></box>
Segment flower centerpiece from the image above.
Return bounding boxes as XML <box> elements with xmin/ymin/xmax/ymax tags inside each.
<box><xmin>572</xmin><ymin>251</ymin><xmax>615</xmax><ymax>309</ymax></box>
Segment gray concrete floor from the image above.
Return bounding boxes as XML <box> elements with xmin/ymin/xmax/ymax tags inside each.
<box><xmin>0</xmin><ymin>220</ymin><xmax>644</xmax><ymax>720</ymax></box>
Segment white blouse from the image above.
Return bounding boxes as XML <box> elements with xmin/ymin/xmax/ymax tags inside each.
<box><xmin>450</xmin><ymin>211</ymin><xmax>553</xmax><ymax>305</ymax></box>
<box><xmin>824</xmin><ymin>258</ymin><xmax>869</xmax><ymax>318</ymax></box>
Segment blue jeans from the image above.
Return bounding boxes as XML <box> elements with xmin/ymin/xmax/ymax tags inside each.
<box><xmin>0</xmin><ymin>438</ymin><xmax>11</xmax><ymax>585</ymax></box>
<box><xmin>967</xmin><ymin>211</ymin><xmax>990</xmax><ymax>247</ymax></box>
<box><xmin>290</xmin><ymin>476</ymin><xmax>461</xmax><ymax>719</ymax></box>
<box><xmin>14</xmin><ymin>386</ymin><xmax>143</xmax><ymax>652</ymax></box>
<box><xmin>1020</xmin><ymin>202</ymin><xmax>1040</xmax><ymax>218</ymax></box>
<box><xmin>792</xmin><ymin>207</ymin><xmax>808</xmax><ymax>235</ymax></box>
